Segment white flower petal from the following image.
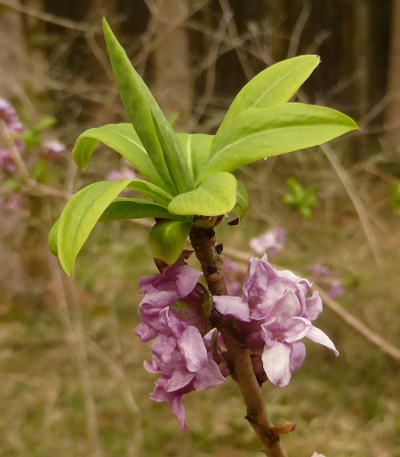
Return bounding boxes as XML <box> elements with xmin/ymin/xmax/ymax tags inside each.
<box><xmin>262</xmin><ymin>342</ymin><xmax>292</xmax><ymax>387</ymax></box>
<box><xmin>307</xmin><ymin>325</ymin><xmax>339</xmax><ymax>356</ymax></box>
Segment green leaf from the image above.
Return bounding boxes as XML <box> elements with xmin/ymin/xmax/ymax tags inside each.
<box><xmin>127</xmin><ymin>179</ymin><xmax>172</xmax><ymax>207</ymax></box>
<box><xmin>177</xmin><ymin>133</ymin><xmax>213</xmax><ymax>184</ymax></box>
<box><xmin>148</xmin><ymin>221</ymin><xmax>192</xmax><ymax>264</ymax></box>
<box><xmin>102</xmin><ymin>18</ymin><xmax>193</xmax><ymax>193</ymax></box>
<box><xmin>48</xmin><ymin>218</ymin><xmax>60</xmax><ymax>256</ymax></box>
<box><xmin>72</xmin><ymin>123</ymin><xmax>161</xmax><ymax>185</ymax></box>
<box><xmin>201</xmin><ymin>103</ymin><xmax>358</xmax><ymax>179</ymax></box>
<box><xmin>233</xmin><ymin>180</ymin><xmax>249</xmax><ymax>219</ymax></box>
<box><xmin>100</xmin><ymin>197</ymin><xmax>183</xmax><ymax>221</ymax></box>
<box><xmin>102</xmin><ymin>19</ymin><xmax>174</xmax><ymax>192</ymax></box>
<box><xmin>168</xmin><ymin>172</ymin><xmax>237</xmax><ymax>216</ymax></box>
<box><xmin>57</xmin><ymin>179</ymin><xmax>135</xmax><ymax>276</ymax></box>
<box><xmin>216</xmin><ymin>55</ymin><xmax>320</xmax><ymax>138</ymax></box>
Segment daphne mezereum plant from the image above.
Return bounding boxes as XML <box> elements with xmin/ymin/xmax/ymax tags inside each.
<box><xmin>49</xmin><ymin>18</ymin><xmax>358</xmax><ymax>457</ymax></box>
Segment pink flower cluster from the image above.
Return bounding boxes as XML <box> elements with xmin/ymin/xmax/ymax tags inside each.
<box><xmin>136</xmin><ymin>252</ymin><xmax>338</xmax><ymax>428</ymax></box>
<box><xmin>309</xmin><ymin>263</ymin><xmax>345</xmax><ymax>299</ymax></box>
<box><xmin>0</xmin><ymin>98</ymin><xmax>65</xmax><ymax>212</ymax></box>
<box><xmin>214</xmin><ymin>256</ymin><xmax>338</xmax><ymax>387</ymax></box>
<box><xmin>135</xmin><ymin>252</ymin><xmax>226</xmax><ymax>430</ymax></box>
<box><xmin>0</xmin><ymin>97</ymin><xmax>26</xmax><ymax>172</ymax></box>
<box><xmin>249</xmin><ymin>227</ymin><xmax>286</xmax><ymax>256</ymax></box>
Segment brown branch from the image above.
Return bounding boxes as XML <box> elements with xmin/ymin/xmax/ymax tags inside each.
<box><xmin>189</xmin><ymin>226</ymin><xmax>289</xmax><ymax>457</ymax></box>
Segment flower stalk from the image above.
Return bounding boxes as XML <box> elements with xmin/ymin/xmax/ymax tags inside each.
<box><xmin>189</xmin><ymin>226</ymin><xmax>289</xmax><ymax>457</ymax></box>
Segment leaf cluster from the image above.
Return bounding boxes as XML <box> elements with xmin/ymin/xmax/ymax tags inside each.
<box><xmin>50</xmin><ymin>18</ymin><xmax>358</xmax><ymax>275</ymax></box>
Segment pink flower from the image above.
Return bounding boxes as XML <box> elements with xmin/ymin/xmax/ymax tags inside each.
<box><xmin>6</xmin><ymin>194</ymin><xmax>20</xmax><ymax>211</ymax></box>
<box><xmin>0</xmin><ymin>98</ymin><xmax>25</xmax><ymax>135</ymax></box>
<box><xmin>328</xmin><ymin>280</ymin><xmax>344</xmax><ymax>299</ymax></box>
<box><xmin>249</xmin><ymin>227</ymin><xmax>286</xmax><ymax>255</ymax></box>
<box><xmin>223</xmin><ymin>258</ymin><xmax>241</xmax><ymax>295</ymax></box>
<box><xmin>145</xmin><ymin>330</ymin><xmax>225</xmax><ymax>430</ymax></box>
<box><xmin>0</xmin><ymin>149</ymin><xmax>16</xmax><ymax>172</ymax></box>
<box><xmin>311</xmin><ymin>453</ymin><xmax>326</xmax><ymax>457</ymax></box>
<box><xmin>106</xmin><ymin>167</ymin><xmax>136</xmax><ymax>181</ymax></box>
<box><xmin>309</xmin><ymin>263</ymin><xmax>331</xmax><ymax>278</ymax></box>
<box><xmin>214</xmin><ymin>256</ymin><xmax>338</xmax><ymax>388</ymax></box>
<box><xmin>42</xmin><ymin>139</ymin><xmax>65</xmax><ymax>159</ymax></box>
<box><xmin>136</xmin><ymin>251</ymin><xmax>226</xmax><ymax>429</ymax></box>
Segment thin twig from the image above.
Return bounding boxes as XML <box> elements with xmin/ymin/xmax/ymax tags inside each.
<box><xmin>287</xmin><ymin>0</ymin><xmax>311</xmax><ymax>58</ymax></box>
<box><xmin>47</xmin><ymin>248</ymin><xmax>103</xmax><ymax>457</ymax></box>
<box><xmin>0</xmin><ymin>0</ymin><xmax>98</xmax><ymax>33</ymax></box>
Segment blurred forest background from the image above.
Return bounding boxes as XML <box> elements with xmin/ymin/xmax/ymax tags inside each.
<box><xmin>0</xmin><ymin>1</ymin><xmax>400</xmax><ymax>456</ymax></box>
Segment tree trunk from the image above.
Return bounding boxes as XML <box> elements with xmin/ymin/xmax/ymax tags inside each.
<box><xmin>151</xmin><ymin>0</ymin><xmax>193</xmax><ymax>129</ymax></box>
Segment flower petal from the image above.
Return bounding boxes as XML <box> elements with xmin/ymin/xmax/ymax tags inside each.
<box><xmin>290</xmin><ymin>341</ymin><xmax>306</xmax><ymax>373</ymax></box>
<box><xmin>165</xmin><ymin>369</ymin><xmax>194</xmax><ymax>392</ymax></box>
<box><xmin>174</xmin><ymin>265</ymin><xmax>202</xmax><ymax>298</ymax></box>
<box><xmin>151</xmin><ymin>335</ymin><xmax>176</xmax><ymax>363</ymax></box>
<box><xmin>171</xmin><ymin>396</ymin><xmax>187</xmax><ymax>431</ymax></box>
<box><xmin>135</xmin><ymin>323</ymin><xmax>158</xmax><ymax>343</ymax></box>
<box><xmin>213</xmin><ymin>296</ymin><xmax>251</xmax><ymax>322</ymax></box>
<box><xmin>283</xmin><ymin>316</ymin><xmax>311</xmax><ymax>343</ymax></box>
<box><xmin>177</xmin><ymin>326</ymin><xmax>208</xmax><ymax>372</ymax></box>
<box><xmin>262</xmin><ymin>342</ymin><xmax>292</xmax><ymax>387</ymax></box>
<box><xmin>193</xmin><ymin>357</ymin><xmax>226</xmax><ymax>391</ymax></box>
<box><xmin>307</xmin><ymin>325</ymin><xmax>339</xmax><ymax>356</ymax></box>
<box><xmin>305</xmin><ymin>290</ymin><xmax>323</xmax><ymax>320</ymax></box>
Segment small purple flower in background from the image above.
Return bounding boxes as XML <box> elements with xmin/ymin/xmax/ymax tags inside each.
<box><xmin>214</xmin><ymin>256</ymin><xmax>338</xmax><ymax>388</ymax></box>
<box><xmin>0</xmin><ymin>98</ymin><xmax>25</xmax><ymax>154</ymax></box>
<box><xmin>328</xmin><ymin>280</ymin><xmax>344</xmax><ymax>299</ymax></box>
<box><xmin>309</xmin><ymin>263</ymin><xmax>344</xmax><ymax>299</ymax></box>
<box><xmin>136</xmin><ymin>251</ymin><xmax>226</xmax><ymax>430</ymax></box>
<box><xmin>0</xmin><ymin>98</ymin><xmax>25</xmax><ymax>135</ymax></box>
<box><xmin>42</xmin><ymin>139</ymin><xmax>65</xmax><ymax>159</ymax></box>
<box><xmin>249</xmin><ymin>227</ymin><xmax>286</xmax><ymax>256</ymax></box>
<box><xmin>0</xmin><ymin>149</ymin><xmax>16</xmax><ymax>172</ymax></box>
<box><xmin>309</xmin><ymin>263</ymin><xmax>331</xmax><ymax>278</ymax></box>
<box><xmin>223</xmin><ymin>258</ymin><xmax>241</xmax><ymax>295</ymax></box>
<box><xmin>6</xmin><ymin>194</ymin><xmax>20</xmax><ymax>211</ymax></box>
<box><xmin>106</xmin><ymin>167</ymin><xmax>136</xmax><ymax>181</ymax></box>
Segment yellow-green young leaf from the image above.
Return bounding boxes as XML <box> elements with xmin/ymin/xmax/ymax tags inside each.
<box><xmin>100</xmin><ymin>197</ymin><xmax>184</xmax><ymax>221</ymax></box>
<box><xmin>72</xmin><ymin>123</ymin><xmax>161</xmax><ymax>185</ymax></box>
<box><xmin>216</xmin><ymin>55</ymin><xmax>320</xmax><ymax>138</ymax></box>
<box><xmin>201</xmin><ymin>103</ymin><xmax>358</xmax><ymax>179</ymax></box>
<box><xmin>126</xmin><ymin>180</ymin><xmax>173</xmax><ymax>207</ymax></box>
<box><xmin>177</xmin><ymin>133</ymin><xmax>213</xmax><ymax>184</ymax></box>
<box><xmin>102</xmin><ymin>18</ymin><xmax>193</xmax><ymax>194</ymax></box>
<box><xmin>233</xmin><ymin>181</ymin><xmax>249</xmax><ymax>220</ymax></box>
<box><xmin>48</xmin><ymin>218</ymin><xmax>60</xmax><ymax>256</ymax></box>
<box><xmin>168</xmin><ymin>172</ymin><xmax>237</xmax><ymax>216</ymax></box>
<box><xmin>57</xmin><ymin>179</ymin><xmax>135</xmax><ymax>276</ymax></box>
<box><xmin>102</xmin><ymin>18</ymin><xmax>174</xmax><ymax>193</ymax></box>
<box><xmin>149</xmin><ymin>221</ymin><xmax>192</xmax><ymax>264</ymax></box>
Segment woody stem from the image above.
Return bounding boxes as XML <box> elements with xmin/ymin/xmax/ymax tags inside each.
<box><xmin>189</xmin><ymin>226</ymin><xmax>289</xmax><ymax>457</ymax></box>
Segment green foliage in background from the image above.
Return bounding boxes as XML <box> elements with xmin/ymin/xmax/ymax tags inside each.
<box><xmin>284</xmin><ymin>178</ymin><xmax>319</xmax><ymax>219</ymax></box>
